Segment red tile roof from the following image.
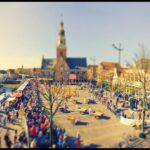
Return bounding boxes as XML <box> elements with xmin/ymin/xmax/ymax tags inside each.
<box><xmin>100</xmin><ymin>62</ymin><xmax>120</xmax><ymax>69</ymax></box>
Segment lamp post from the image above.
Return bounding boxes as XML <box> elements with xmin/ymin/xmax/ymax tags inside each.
<box><xmin>112</xmin><ymin>43</ymin><xmax>123</xmax><ymax>66</ymax></box>
<box><xmin>112</xmin><ymin>43</ymin><xmax>123</xmax><ymax>92</ymax></box>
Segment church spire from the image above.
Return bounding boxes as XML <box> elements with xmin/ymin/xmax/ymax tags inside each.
<box><xmin>57</xmin><ymin>17</ymin><xmax>66</xmax><ymax>48</ymax></box>
<box><xmin>56</xmin><ymin>18</ymin><xmax>67</xmax><ymax>60</ymax></box>
<box><xmin>61</xmin><ymin>13</ymin><xmax>63</xmax><ymax>24</ymax></box>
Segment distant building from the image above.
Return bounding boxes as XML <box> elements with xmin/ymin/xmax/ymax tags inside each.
<box><xmin>135</xmin><ymin>58</ymin><xmax>150</xmax><ymax>70</ymax></box>
<box><xmin>96</xmin><ymin>61</ymin><xmax>120</xmax><ymax>84</ymax></box>
<box><xmin>17</xmin><ymin>68</ymin><xmax>42</xmax><ymax>78</ymax></box>
<box><xmin>0</xmin><ymin>70</ymin><xmax>8</xmax><ymax>81</ymax></box>
<box><xmin>41</xmin><ymin>21</ymin><xmax>87</xmax><ymax>81</ymax></box>
<box><xmin>7</xmin><ymin>69</ymin><xmax>19</xmax><ymax>80</ymax></box>
<box><xmin>112</xmin><ymin>58</ymin><xmax>150</xmax><ymax>96</ymax></box>
<box><xmin>86</xmin><ymin>65</ymin><xmax>98</xmax><ymax>81</ymax></box>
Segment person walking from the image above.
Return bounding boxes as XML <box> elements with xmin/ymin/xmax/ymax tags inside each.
<box><xmin>16</xmin><ymin>111</ymin><xmax>19</xmax><ymax>119</ymax></box>
<box><xmin>62</xmin><ymin>132</ymin><xmax>67</xmax><ymax>148</ymax></box>
<box><xmin>75</xmin><ymin>103</ymin><xmax>79</xmax><ymax>111</ymax></box>
<box><xmin>88</xmin><ymin>107</ymin><xmax>92</xmax><ymax>115</ymax></box>
<box><xmin>30</xmin><ymin>138</ymin><xmax>36</xmax><ymax>148</ymax></box>
<box><xmin>58</xmin><ymin>133</ymin><xmax>63</xmax><ymax>148</ymax></box>
<box><xmin>76</xmin><ymin>132</ymin><xmax>81</xmax><ymax>148</ymax></box>
<box><xmin>3</xmin><ymin>117</ymin><xmax>7</xmax><ymax>127</ymax></box>
<box><xmin>116</xmin><ymin>97</ymin><xmax>119</xmax><ymax>106</ymax></box>
<box><xmin>138</xmin><ymin>111</ymin><xmax>142</xmax><ymax>120</ymax></box>
<box><xmin>131</xmin><ymin>112</ymin><xmax>134</xmax><ymax>119</ymax></box>
<box><xmin>13</xmin><ymin>141</ymin><xmax>20</xmax><ymax>148</ymax></box>
<box><xmin>4</xmin><ymin>130</ymin><xmax>12</xmax><ymax>148</ymax></box>
<box><xmin>14</xmin><ymin>130</ymin><xmax>18</xmax><ymax>144</ymax></box>
<box><xmin>62</xmin><ymin>128</ymin><xmax>66</xmax><ymax>135</ymax></box>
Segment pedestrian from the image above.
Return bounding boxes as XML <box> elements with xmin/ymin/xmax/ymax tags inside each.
<box><xmin>75</xmin><ymin>103</ymin><xmax>79</xmax><ymax>111</ymax></box>
<box><xmin>120</xmin><ymin>110</ymin><xmax>124</xmax><ymax>117</ymax></box>
<box><xmin>116</xmin><ymin>97</ymin><xmax>119</xmax><ymax>106</ymax></box>
<box><xmin>131</xmin><ymin>112</ymin><xmax>134</xmax><ymax>119</ymax></box>
<box><xmin>58</xmin><ymin>133</ymin><xmax>63</xmax><ymax>148</ymax></box>
<box><xmin>62</xmin><ymin>128</ymin><xmax>66</xmax><ymax>134</ymax></box>
<box><xmin>4</xmin><ymin>130</ymin><xmax>12</xmax><ymax>148</ymax></box>
<box><xmin>88</xmin><ymin>107</ymin><xmax>92</xmax><ymax>115</ymax></box>
<box><xmin>2</xmin><ymin>103</ymin><xmax>5</xmax><ymax>110</ymax></box>
<box><xmin>76</xmin><ymin>132</ymin><xmax>80</xmax><ymax>141</ymax></box>
<box><xmin>138</xmin><ymin>111</ymin><xmax>142</xmax><ymax>120</ymax></box>
<box><xmin>3</xmin><ymin>117</ymin><xmax>7</xmax><ymax>127</ymax></box>
<box><xmin>56</xmin><ymin>127</ymin><xmax>60</xmax><ymax>140</ymax></box>
<box><xmin>14</xmin><ymin>130</ymin><xmax>18</xmax><ymax>144</ymax></box>
<box><xmin>76</xmin><ymin>132</ymin><xmax>81</xmax><ymax>148</ymax></box>
<box><xmin>19</xmin><ymin>142</ymin><xmax>24</xmax><ymax>148</ymax></box>
<box><xmin>122</xmin><ymin>101</ymin><xmax>125</xmax><ymax>108</ymax></box>
<box><xmin>107</xmin><ymin>101</ymin><xmax>110</xmax><ymax>109</ymax></box>
<box><xmin>63</xmin><ymin>133</ymin><xmax>67</xmax><ymax>148</ymax></box>
<box><xmin>52</xmin><ymin>144</ymin><xmax>56</xmax><ymax>148</ymax></box>
<box><xmin>16</xmin><ymin>111</ymin><xmax>19</xmax><ymax>119</ymax></box>
<box><xmin>135</xmin><ymin>100</ymin><xmax>138</xmax><ymax>109</ymax></box>
<box><xmin>13</xmin><ymin>141</ymin><xmax>20</xmax><ymax>148</ymax></box>
<box><xmin>30</xmin><ymin>138</ymin><xmax>36</xmax><ymax>148</ymax></box>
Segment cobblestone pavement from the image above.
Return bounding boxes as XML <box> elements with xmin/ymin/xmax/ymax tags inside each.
<box><xmin>41</xmin><ymin>85</ymin><xmax>140</xmax><ymax>148</ymax></box>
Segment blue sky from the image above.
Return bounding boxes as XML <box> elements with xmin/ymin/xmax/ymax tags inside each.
<box><xmin>0</xmin><ymin>2</ymin><xmax>150</xmax><ymax>69</ymax></box>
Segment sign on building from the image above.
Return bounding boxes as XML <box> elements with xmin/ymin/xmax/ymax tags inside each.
<box><xmin>69</xmin><ymin>74</ymin><xmax>77</xmax><ymax>80</ymax></box>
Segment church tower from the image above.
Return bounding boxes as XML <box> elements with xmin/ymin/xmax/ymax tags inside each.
<box><xmin>56</xmin><ymin>20</ymin><xmax>67</xmax><ymax>60</ymax></box>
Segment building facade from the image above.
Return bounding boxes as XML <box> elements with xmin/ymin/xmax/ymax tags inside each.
<box><xmin>86</xmin><ymin>65</ymin><xmax>98</xmax><ymax>81</ymax></box>
<box><xmin>41</xmin><ymin>21</ymin><xmax>87</xmax><ymax>81</ymax></box>
<box><xmin>96</xmin><ymin>61</ymin><xmax>120</xmax><ymax>85</ymax></box>
<box><xmin>112</xmin><ymin>58</ymin><xmax>150</xmax><ymax>97</ymax></box>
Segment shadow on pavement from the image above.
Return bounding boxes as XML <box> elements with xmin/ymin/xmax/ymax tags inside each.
<box><xmin>88</xmin><ymin>101</ymin><xmax>97</xmax><ymax>104</ymax></box>
<box><xmin>84</xmin><ymin>143</ymin><xmax>101</xmax><ymax>148</ymax></box>
<box><xmin>76</xmin><ymin>121</ymin><xmax>89</xmax><ymax>126</ymax></box>
<box><xmin>61</xmin><ymin>110</ymin><xmax>71</xmax><ymax>114</ymax></box>
<box><xmin>77</xmin><ymin>101</ymin><xmax>82</xmax><ymax>105</ymax></box>
<box><xmin>100</xmin><ymin>115</ymin><xmax>110</xmax><ymax>120</ymax></box>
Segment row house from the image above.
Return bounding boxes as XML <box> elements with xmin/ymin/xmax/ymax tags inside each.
<box><xmin>96</xmin><ymin>61</ymin><xmax>120</xmax><ymax>85</ymax></box>
<box><xmin>86</xmin><ymin>65</ymin><xmax>98</xmax><ymax>81</ymax></box>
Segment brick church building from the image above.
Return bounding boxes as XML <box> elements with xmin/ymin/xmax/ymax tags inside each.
<box><xmin>41</xmin><ymin>21</ymin><xmax>87</xmax><ymax>81</ymax></box>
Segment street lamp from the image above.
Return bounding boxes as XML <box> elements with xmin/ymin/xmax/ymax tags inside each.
<box><xmin>112</xmin><ymin>43</ymin><xmax>123</xmax><ymax>66</ymax></box>
<box><xmin>112</xmin><ymin>43</ymin><xmax>124</xmax><ymax>92</ymax></box>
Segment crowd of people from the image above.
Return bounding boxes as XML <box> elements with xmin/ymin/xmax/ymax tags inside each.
<box><xmin>4</xmin><ymin>79</ymin><xmax>148</xmax><ymax>148</ymax></box>
<box><xmin>1</xmin><ymin>90</ymin><xmax>29</xmax><ymax>148</ymax></box>
<box><xmin>0</xmin><ymin>79</ymin><xmax>82</xmax><ymax>148</ymax></box>
<box><xmin>86</xmin><ymin>82</ymin><xmax>150</xmax><ymax>122</ymax></box>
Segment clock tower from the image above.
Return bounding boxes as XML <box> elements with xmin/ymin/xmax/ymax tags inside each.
<box><xmin>56</xmin><ymin>21</ymin><xmax>67</xmax><ymax>60</ymax></box>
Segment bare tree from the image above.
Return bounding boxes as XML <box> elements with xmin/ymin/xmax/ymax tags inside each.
<box><xmin>133</xmin><ymin>44</ymin><xmax>150</xmax><ymax>135</ymax></box>
<box><xmin>34</xmin><ymin>79</ymin><xmax>70</xmax><ymax>147</ymax></box>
